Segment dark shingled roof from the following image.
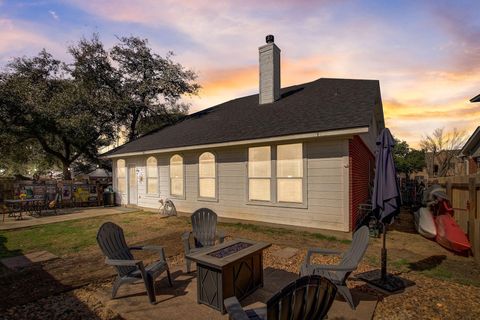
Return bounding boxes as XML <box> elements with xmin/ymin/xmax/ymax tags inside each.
<box><xmin>470</xmin><ymin>94</ymin><xmax>480</xmax><ymax>103</ymax></box>
<box><xmin>105</xmin><ymin>78</ymin><xmax>381</xmax><ymax>157</ymax></box>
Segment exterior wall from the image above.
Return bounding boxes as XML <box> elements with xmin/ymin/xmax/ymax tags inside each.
<box><xmin>425</xmin><ymin>151</ymin><xmax>465</xmax><ymax>177</ymax></box>
<box><xmin>112</xmin><ymin>137</ymin><xmax>351</xmax><ymax>232</ymax></box>
<box><xmin>469</xmin><ymin>158</ymin><xmax>478</xmax><ymax>175</ymax></box>
<box><xmin>349</xmin><ymin>135</ymin><xmax>374</xmax><ymax>230</ymax></box>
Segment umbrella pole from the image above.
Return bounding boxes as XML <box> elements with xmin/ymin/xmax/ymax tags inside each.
<box><xmin>381</xmin><ymin>222</ymin><xmax>388</xmax><ymax>281</ymax></box>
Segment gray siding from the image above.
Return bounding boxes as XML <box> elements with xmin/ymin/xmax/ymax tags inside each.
<box><xmin>113</xmin><ymin>137</ymin><xmax>350</xmax><ymax>231</ymax></box>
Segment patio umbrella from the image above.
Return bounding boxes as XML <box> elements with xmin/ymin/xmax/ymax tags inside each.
<box><xmin>372</xmin><ymin>128</ymin><xmax>401</xmax><ymax>225</ymax></box>
<box><xmin>358</xmin><ymin>128</ymin><xmax>405</xmax><ymax>292</ymax></box>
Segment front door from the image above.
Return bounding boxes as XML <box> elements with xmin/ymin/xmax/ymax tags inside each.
<box><xmin>128</xmin><ymin>164</ymin><xmax>137</xmax><ymax>205</ymax></box>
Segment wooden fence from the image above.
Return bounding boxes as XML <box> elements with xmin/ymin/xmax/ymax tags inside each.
<box><xmin>432</xmin><ymin>175</ymin><xmax>480</xmax><ymax>263</ymax></box>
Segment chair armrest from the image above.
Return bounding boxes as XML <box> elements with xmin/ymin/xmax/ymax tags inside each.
<box><xmin>182</xmin><ymin>231</ymin><xmax>192</xmax><ymax>253</ymax></box>
<box><xmin>216</xmin><ymin>230</ymin><xmax>225</xmax><ymax>244</ymax></box>
<box><xmin>130</xmin><ymin>245</ymin><xmax>167</xmax><ymax>261</ymax></box>
<box><xmin>181</xmin><ymin>231</ymin><xmax>191</xmax><ymax>241</ymax></box>
<box><xmin>309</xmin><ymin>263</ymin><xmax>357</xmax><ymax>272</ymax></box>
<box><xmin>105</xmin><ymin>258</ymin><xmax>143</xmax><ymax>267</ymax></box>
<box><xmin>224</xmin><ymin>296</ymin><xmax>250</xmax><ymax>320</ymax></box>
<box><xmin>304</xmin><ymin>247</ymin><xmax>343</xmax><ymax>265</ymax></box>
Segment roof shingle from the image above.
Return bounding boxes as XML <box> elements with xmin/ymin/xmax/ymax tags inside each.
<box><xmin>105</xmin><ymin>77</ymin><xmax>381</xmax><ymax>157</ymax></box>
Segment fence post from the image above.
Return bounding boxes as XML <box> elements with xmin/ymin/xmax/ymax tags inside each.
<box><xmin>468</xmin><ymin>177</ymin><xmax>477</xmax><ymax>260</ymax></box>
<box><xmin>446</xmin><ymin>180</ymin><xmax>452</xmax><ymax>202</ymax></box>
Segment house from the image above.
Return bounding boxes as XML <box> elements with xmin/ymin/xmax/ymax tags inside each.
<box><xmin>470</xmin><ymin>94</ymin><xmax>480</xmax><ymax>103</ymax></box>
<box><xmin>424</xmin><ymin>150</ymin><xmax>466</xmax><ymax>178</ymax></box>
<box><xmin>459</xmin><ymin>126</ymin><xmax>480</xmax><ymax>175</ymax></box>
<box><xmin>103</xmin><ymin>35</ymin><xmax>385</xmax><ymax>232</ymax></box>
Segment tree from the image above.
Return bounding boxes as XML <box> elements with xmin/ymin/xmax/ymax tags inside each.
<box><xmin>392</xmin><ymin>138</ymin><xmax>426</xmax><ymax>176</ymax></box>
<box><xmin>110</xmin><ymin>36</ymin><xmax>200</xmax><ymax>141</ymax></box>
<box><xmin>0</xmin><ymin>132</ymin><xmax>57</xmax><ymax>177</ymax></box>
<box><xmin>0</xmin><ymin>37</ymin><xmax>118</xmax><ymax>180</ymax></box>
<box><xmin>419</xmin><ymin>127</ymin><xmax>466</xmax><ymax>177</ymax></box>
<box><xmin>0</xmin><ymin>34</ymin><xmax>199</xmax><ymax>178</ymax></box>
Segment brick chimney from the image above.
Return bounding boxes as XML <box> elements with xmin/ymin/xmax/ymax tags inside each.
<box><xmin>259</xmin><ymin>35</ymin><xmax>280</xmax><ymax>104</ymax></box>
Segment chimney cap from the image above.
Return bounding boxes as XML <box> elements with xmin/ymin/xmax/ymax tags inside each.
<box><xmin>266</xmin><ymin>35</ymin><xmax>274</xmax><ymax>44</ymax></box>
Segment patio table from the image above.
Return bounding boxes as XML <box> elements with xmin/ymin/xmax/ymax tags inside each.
<box><xmin>4</xmin><ymin>199</ymin><xmax>44</xmax><ymax>220</ymax></box>
<box><xmin>186</xmin><ymin>238</ymin><xmax>271</xmax><ymax>313</ymax></box>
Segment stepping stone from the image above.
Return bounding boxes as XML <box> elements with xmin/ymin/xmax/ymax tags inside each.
<box><xmin>271</xmin><ymin>247</ymin><xmax>299</xmax><ymax>259</ymax></box>
<box><xmin>1</xmin><ymin>250</ymin><xmax>58</xmax><ymax>270</ymax></box>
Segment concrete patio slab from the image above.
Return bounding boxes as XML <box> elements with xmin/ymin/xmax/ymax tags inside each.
<box><xmin>0</xmin><ymin>207</ymin><xmax>136</xmax><ymax>230</ymax></box>
<box><xmin>95</xmin><ymin>265</ymin><xmax>378</xmax><ymax>320</ymax></box>
<box><xmin>1</xmin><ymin>250</ymin><xmax>58</xmax><ymax>269</ymax></box>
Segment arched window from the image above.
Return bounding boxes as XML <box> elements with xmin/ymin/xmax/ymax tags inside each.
<box><xmin>117</xmin><ymin>159</ymin><xmax>126</xmax><ymax>193</ymax></box>
<box><xmin>199</xmin><ymin>152</ymin><xmax>216</xmax><ymax>198</ymax></box>
<box><xmin>146</xmin><ymin>156</ymin><xmax>158</xmax><ymax>194</ymax></box>
<box><xmin>170</xmin><ymin>154</ymin><xmax>184</xmax><ymax>196</ymax></box>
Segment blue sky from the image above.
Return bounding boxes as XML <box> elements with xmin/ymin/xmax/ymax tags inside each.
<box><xmin>1</xmin><ymin>0</ymin><xmax>480</xmax><ymax>146</ymax></box>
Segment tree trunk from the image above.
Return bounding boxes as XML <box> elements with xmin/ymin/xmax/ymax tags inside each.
<box><xmin>128</xmin><ymin>111</ymin><xmax>140</xmax><ymax>142</ymax></box>
<box><xmin>62</xmin><ymin>160</ymin><xmax>72</xmax><ymax>180</ymax></box>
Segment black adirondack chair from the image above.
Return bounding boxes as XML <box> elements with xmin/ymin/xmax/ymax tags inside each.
<box><xmin>224</xmin><ymin>275</ymin><xmax>337</xmax><ymax>320</ymax></box>
<box><xmin>182</xmin><ymin>208</ymin><xmax>225</xmax><ymax>272</ymax></box>
<box><xmin>96</xmin><ymin>222</ymin><xmax>172</xmax><ymax>304</ymax></box>
<box><xmin>300</xmin><ymin>225</ymin><xmax>370</xmax><ymax>310</ymax></box>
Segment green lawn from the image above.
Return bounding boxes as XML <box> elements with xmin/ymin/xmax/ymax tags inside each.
<box><xmin>223</xmin><ymin>222</ymin><xmax>352</xmax><ymax>244</ymax></box>
<box><xmin>1</xmin><ymin>211</ymin><xmax>478</xmax><ymax>288</ymax></box>
<box><xmin>0</xmin><ymin>211</ymin><xmax>349</xmax><ymax>259</ymax></box>
<box><xmin>0</xmin><ymin>210</ymin><xmax>156</xmax><ymax>258</ymax></box>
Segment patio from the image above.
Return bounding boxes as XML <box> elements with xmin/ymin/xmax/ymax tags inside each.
<box><xmin>91</xmin><ymin>264</ymin><xmax>379</xmax><ymax>320</ymax></box>
<box><xmin>0</xmin><ymin>207</ymin><xmax>136</xmax><ymax>230</ymax></box>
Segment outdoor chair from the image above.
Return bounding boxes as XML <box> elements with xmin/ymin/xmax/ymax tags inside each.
<box><xmin>300</xmin><ymin>225</ymin><xmax>369</xmax><ymax>310</ymax></box>
<box><xmin>96</xmin><ymin>222</ymin><xmax>172</xmax><ymax>304</ymax></box>
<box><xmin>224</xmin><ymin>275</ymin><xmax>337</xmax><ymax>320</ymax></box>
<box><xmin>182</xmin><ymin>208</ymin><xmax>225</xmax><ymax>272</ymax></box>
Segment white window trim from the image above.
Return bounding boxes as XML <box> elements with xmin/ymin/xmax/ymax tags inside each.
<box><xmin>169</xmin><ymin>154</ymin><xmax>185</xmax><ymax>199</ymax></box>
<box><xmin>116</xmin><ymin>159</ymin><xmax>127</xmax><ymax>195</ymax></box>
<box><xmin>247</xmin><ymin>146</ymin><xmax>273</xmax><ymax>203</ymax></box>
<box><xmin>246</xmin><ymin>143</ymin><xmax>308</xmax><ymax>208</ymax></box>
<box><xmin>198</xmin><ymin>152</ymin><xmax>219</xmax><ymax>202</ymax></box>
<box><xmin>145</xmin><ymin>156</ymin><xmax>159</xmax><ymax>197</ymax></box>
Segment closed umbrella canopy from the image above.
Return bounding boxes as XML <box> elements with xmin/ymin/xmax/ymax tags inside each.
<box><xmin>357</xmin><ymin>127</ymin><xmax>406</xmax><ymax>292</ymax></box>
<box><xmin>372</xmin><ymin>128</ymin><xmax>401</xmax><ymax>224</ymax></box>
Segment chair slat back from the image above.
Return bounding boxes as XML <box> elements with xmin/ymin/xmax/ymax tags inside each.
<box><xmin>97</xmin><ymin>222</ymin><xmax>135</xmax><ymax>277</ymax></box>
<box><xmin>191</xmin><ymin>208</ymin><xmax>217</xmax><ymax>248</ymax></box>
<box><xmin>338</xmin><ymin>225</ymin><xmax>370</xmax><ymax>282</ymax></box>
<box><xmin>266</xmin><ymin>275</ymin><xmax>337</xmax><ymax>320</ymax></box>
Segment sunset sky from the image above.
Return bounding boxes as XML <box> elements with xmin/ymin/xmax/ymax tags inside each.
<box><xmin>1</xmin><ymin>0</ymin><xmax>479</xmax><ymax>147</ymax></box>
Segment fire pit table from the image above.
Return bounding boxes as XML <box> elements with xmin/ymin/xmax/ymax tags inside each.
<box><xmin>185</xmin><ymin>238</ymin><xmax>271</xmax><ymax>313</ymax></box>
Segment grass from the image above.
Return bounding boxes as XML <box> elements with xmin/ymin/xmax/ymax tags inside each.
<box><xmin>0</xmin><ymin>214</ymin><xmax>349</xmax><ymax>259</ymax></box>
<box><xmin>1</xmin><ymin>211</ymin><xmax>479</xmax><ymax>289</ymax></box>
<box><xmin>0</xmin><ymin>210</ymin><xmax>151</xmax><ymax>258</ymax></box>
<box><xmin>223</xmin><ymin>222</ymin><xmax>351</xmax><ymax>244</ymax></box>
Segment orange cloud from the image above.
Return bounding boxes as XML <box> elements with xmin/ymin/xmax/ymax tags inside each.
<box><xmin>200</xmin><ymin>65</ymin><xmax>257</xmax><ymax>96</ymax></box>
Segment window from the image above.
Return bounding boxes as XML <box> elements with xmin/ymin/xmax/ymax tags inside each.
<box><xmin>170</xmin><ymin>154</ymin><xmax>184</xmax><ymax>196</ymax></box>
<box><xmin>117</xmin><ymin>159</ymin><xmax>126</xmax><ymax>193</ymax></box>
<box><xmin>277</xmin><ymin>143</ymin><xmax>303</xmax><ymax>203</ymax></box>
<box><xmin>199</xmin><ymin>152</ymin><xmax>216</xmax><ymax>198</ymax></box>
<box><xmin>248</xmin><ymin>146</ymin><xmax>271</xmax><ymax>201</ymax></box>
<box><xmin>146</xmin><ymin>156</ymin><xmax>158</xmax><ymax>195</ymax></box>
<box><xmin>248</xmin><ymin>143</ymin><xmax>304</xmax><ymax>204</ymax></box>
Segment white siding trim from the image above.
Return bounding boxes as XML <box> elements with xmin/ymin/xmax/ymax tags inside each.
<box><xmin>342</xmin><ymin>155</ymin><xmax>350</xmax><ymax>232</ymax></box>
<box><xmin>103</xmin><ymin>127</ymin><xmax>369</xmax><ymax>159</ymax></box>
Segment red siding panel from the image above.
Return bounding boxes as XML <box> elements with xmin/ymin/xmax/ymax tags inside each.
<box><xmin>469</xmin><ymin>158</ymin><xmax>478</xmax><ymax>175</ymax></box>
<box><xmin>349</xmin><ymin>136</ymin><xmax>374</xmax><ymax>231</ymax></box>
